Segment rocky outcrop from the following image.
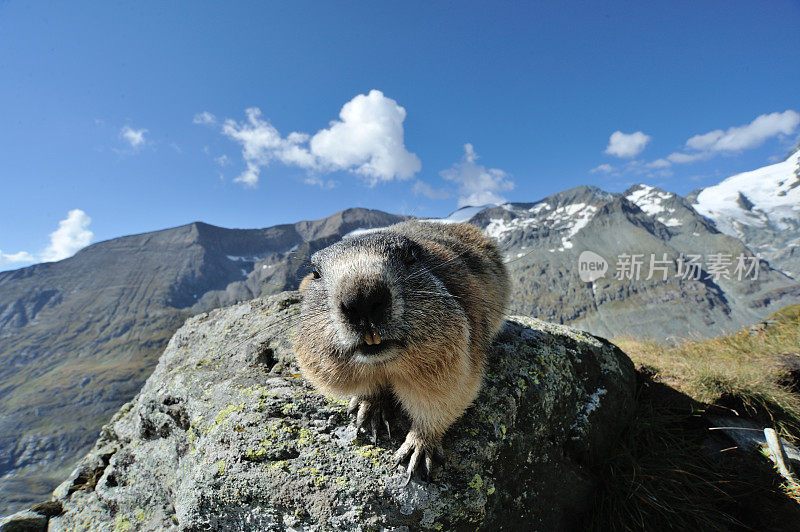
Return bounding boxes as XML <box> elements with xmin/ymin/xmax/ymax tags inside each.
<box><xmin>0</xmin><ymin>209</ymin><xmax>407</xmax><ymax>512</ymax></box>
<box><xmin>45</xmin><ymin>291</ymin><xmax>635</xmax><ymax>530</ymax></box>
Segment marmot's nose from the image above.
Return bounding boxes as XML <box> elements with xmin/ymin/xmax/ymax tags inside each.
<box><xmin>340</xmin><ymin>283</ymin><xmax>391</xmax><ymax>327</ymax></box>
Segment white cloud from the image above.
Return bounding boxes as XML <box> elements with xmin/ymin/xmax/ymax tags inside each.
<box><xmin>646</xmin><ymin>158</ymin><xmax>672</xmax><ymax>168</ymax></box>
<box><xmin>412</xmin><ymin>180</ymin><xmax>451</xmax><ymax>200</ymax></box>
<box><xmin>303</xmin><ymin>176</ymin><xmax>338</xmax><ymax>189</ymax></box>
<box><xmin>309</xmin><ymin>90</ymin><xmax>421</xmax><ymax>185</ymax></box>
<box><xmin>220</xmin><ymin>90</ymin><xmax>420</xmax><ymax>187</ymax></box>
<box><xmin>685</xmin><ymin>110</ymin><xmax>799</xmax><ymax>153</ymax></box>
<box><xmin>193</xmin><ymin>111</ymin><xmax>216</xmax><ymax>125</ymax></box>
<box><xmin>604</xmin><ymin>131</ymin><xmax>651</xmax><ymax>158</ymax></box>
<box><xmin>221</xmin><ymin>108</ymin><xmax>315</xmax><ymax>187</ymax></box>
<box><xmin>663</xmin><ymin>110</ymin><xmax>800</xmax><ymax>165</ymax></box>
<box><xmin>666</xmin><ymin>151</ymin><xmax>709</xmax><ymax>164</ymax></box>
<box><xmin>590</xmin><ymin>163</ymin><xmax>614</xmax><ymax>174</ymax></box>
<box><xmin>41</xmin><ymin>209</ymin><xmax>94</xmax><ymax>262</ymax></box>
<box><xmin>120</xmin><ymin>126</ymin><xmax>147</xmax><ymax>148</ymax></box>
<box><xmin>440</xmin><ymin>144</ymin><xmax>514</xmax><ymax>207</ymax></box>
<box><xmin>1</xmin><ymin>210</ymin><xmax>95</xmax><ymax>269</ymax></box>
<box><xmin>214</xmin><ymin>154</ymin><xmax>230</xmax><ymax>166</ymax></box>
<box><xmin>0</xmin><ymin>250</ymin><xmax>35</xmax><ymax>267</ymax></box>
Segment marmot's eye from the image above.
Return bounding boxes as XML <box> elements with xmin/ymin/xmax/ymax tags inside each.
<box><xmin>402</xmin><ymin>247</ymin><xmax>417</xmax><ymax>266</ymax></box>
<box><xmin>311</xmin><ymin>268</ymin><xmax>321</xmax><ymax>279</ymax></box>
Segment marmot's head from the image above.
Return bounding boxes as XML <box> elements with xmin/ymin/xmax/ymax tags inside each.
<box><xmin>296</xmin><ymin>229</ymin><xmax>462</xmax><ymax>366</ymax></box>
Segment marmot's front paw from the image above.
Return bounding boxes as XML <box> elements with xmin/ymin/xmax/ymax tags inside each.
<box><xmin>348</xmin><ymin>395</ymin><xmax>392</xmax><ymax>443</ymax></box>
<box><xmin>393</xmin><ymin>432</ymin><xmax>444</xmax><ymax>485</ymax></box>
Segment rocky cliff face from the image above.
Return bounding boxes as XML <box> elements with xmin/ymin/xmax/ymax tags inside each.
<box><xmin>0</xmin><ymin>208</ymin><xmax>408</xmax><ymax>514</ymax></box>
<box><xmin>48</xmin><ymin>291</ymin><xmax>635</xmax><ymax>531</ymax></box>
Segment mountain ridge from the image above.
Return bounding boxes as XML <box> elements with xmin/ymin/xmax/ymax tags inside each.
<box><xmin>0</xmin><ymin>207</ymin><xmax>409</xmax><ymax>513</ymax></box>
<box><xmin>1</xmin><ymin>154</ymin><xmax>800</xmax><ymax>512</ymax></box>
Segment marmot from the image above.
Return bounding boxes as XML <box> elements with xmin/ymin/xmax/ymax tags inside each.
<box><xmin>293</xmin><ymin>220</ymin><xmax>509</xmax><ymax>482</ymax></box>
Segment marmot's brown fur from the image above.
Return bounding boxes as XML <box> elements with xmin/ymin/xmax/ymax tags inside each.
<box><xmin>293</xmin><ymin>220</ymin><xmax>509</xmax><ymax>482</ymax></box>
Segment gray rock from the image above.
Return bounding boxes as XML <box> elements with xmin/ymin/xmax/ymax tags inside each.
<box><xmin>27</xmin><ymin>501</ymin><xmax>61</xmax><ymax>518</ymax></box>
<box><xmin>0</xmin><ymin>208</ymin><xmax>408</xmax><ymax>512</ymax></box>
<box><xmin>0</xmin><ymin>510</ymin><xmax>46</xmax><ymax>532</ymax></box>
<box><xmin>49</xmin><ymin>291</ymin><xmax>635</xmax><ymax>530</ymax></box>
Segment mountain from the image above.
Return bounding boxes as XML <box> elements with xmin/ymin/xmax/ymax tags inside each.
<box><xmin>688</xmin><ymin>149</ymin><xmax>800</xmax><ymax>279</ymax></box>
<box><xmin>1</xmin><ymin>152</ymin><xmax>799</xmax><ymax>512</ymax></box>
<box><xmin>0</xmin><ymin>208</ymin><xmax>408</xmax><ymax>514</ymax></box>
<box><xmin>466</xmin><ymin>185</ymin><xmax>799</xmax><ymax>340</ymax></box>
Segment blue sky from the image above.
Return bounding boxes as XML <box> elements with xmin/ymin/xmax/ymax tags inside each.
<box><xmin>1</xmin><ymin>1</ymin><xmax>799</xmax><ymax>270</ymax></box>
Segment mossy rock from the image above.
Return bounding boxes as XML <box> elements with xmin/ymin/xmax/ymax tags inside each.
<box><xmin>49</xmin><ymin>291</ymin><xmax>635</xmax><ymax>531</ymax></box>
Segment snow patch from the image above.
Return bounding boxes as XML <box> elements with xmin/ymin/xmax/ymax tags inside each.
<box><xmin>693</xmin><ymin>150</ymin><xmax>800</xmax><ymax>237</ymax></box>
<box><xmin>485</xmin><ymin>201</ymin><xmax>598</xmax><ymax>251</ymax></box>
<box><xmin>625</xmin><ymin>185</ymin><xmax>684</xmax><ymax>227</ymax></box>
<box><xmin>443</xmin><ymin>204</ymin><xmax>493</xmax><ymax>223</ymax></box>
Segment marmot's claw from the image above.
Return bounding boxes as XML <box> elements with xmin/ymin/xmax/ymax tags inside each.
<box><xmin>393</xmin><ymin>437</ymin><xmax>442</xmax><ymax>485</ymax></box>
<box><xmin>382</xmin><ymin>409</ymin><xmax>391</xmax><ymax>439</ymax></box>
<box><xmin>347</xmin><ymin>397</ymin><xmax>360</xmax><ymax>417</ymax></box>
<box><xmin>370</xmin><ymin>415</ymin><xmax>379</xmax><ymax>444</ymax></box>
<box><xmin>349</xmin><ymin>395</ymin><xmax>392</xmax><ymax>442</ymax></box>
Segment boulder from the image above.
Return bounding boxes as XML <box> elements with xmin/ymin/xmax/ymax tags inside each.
<box><xmin>49</xmin><ymin>291</ymin><xmax>635</xmax><ymax>530</ymax></box>
<box><xmin>0</xmin><ymin>510</ymin><xmax>47</xmax><ymax>532</ymax></box>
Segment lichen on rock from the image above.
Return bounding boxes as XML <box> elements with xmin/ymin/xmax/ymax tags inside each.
<box><xmin>48</xmin><ymin>291</ymin><xmax>635</xmax><ymax>531</ymax></box>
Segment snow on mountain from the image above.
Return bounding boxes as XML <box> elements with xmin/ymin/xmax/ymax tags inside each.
<box><xmin>484</xmin><ymin>201</ymin><xmax>598</xmax><ymax>251</ymax></box>
<box><xmin>691</xmin><ymin>149</ymin><xmax>800</xmax><ymax>277</ymax></box>
<box><xmin>625</xmin><ymin>185</ymin><xmax>682</xmax><ymax>227</ymax></box>
<box><xmin>692</xmin><ymin>149</ymin><xmax>800</xmax><ymax>237</ymax></box>
<box><xmin>443</xmin><ymin>204</ymin><xmax>496</xmax><ymax>223</ymax></box>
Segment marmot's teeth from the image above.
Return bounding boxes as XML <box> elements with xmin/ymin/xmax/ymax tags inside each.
<box><xmin>364</xmin><ymin>332</ymin><xmax>374</xmax><ymax>345</ymax></box>
<box><xmin>373</xmin><ymin>332</ymin><xmax>382</xmax><ymax>345</ymax></box>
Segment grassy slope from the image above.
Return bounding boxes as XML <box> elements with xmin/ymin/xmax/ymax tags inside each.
<box><xmin>617</xmin><ymin>303</ymin><xmax>800</xmax><ymax>434</ymax></box>
<box><xmin>586</xmin><ymin>303</ymin><xmax>800</xmax><ymax>530</ymax></box>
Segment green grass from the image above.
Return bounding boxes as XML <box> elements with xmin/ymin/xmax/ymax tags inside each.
<box><xmin>586</xmin><ymin>303</ymin><xmax>800</xmax><ymax>530</ymax></box>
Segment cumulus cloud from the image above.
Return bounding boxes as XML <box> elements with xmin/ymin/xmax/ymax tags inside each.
<box><xmin>440</xmin><ymin>144</ymin><xmax>514</xmax><ymax>207</ymax></box>
<box><xmin>0</xmin><ymin>250</ymin><xmax>35</xmax><ymax>267</ymax></box>
<box><xmin>214</xmin><ymin>154</ymin><xmax>230</xmax><ymax>166</ymax></box>
<box><xmin>1</xmin><ymin>210</ymin><xmax>94</xmax><ymax>270</ymax></box>
<box><xmin>219</xmin><ymin>90</ymin><xmax>421</xmax><ymax>187</ymax></box>
<box><xmin>193</xmin><ymin>111</ymin><xmax>216</xmax><ymax>125</ymax></box>
<box><xmin>222</xmin><ymin>107</ymin><xmax>315</xmax><ymax>187</ymax></box>
<box><xmin>309</xmin><ymin>90</ymin><xmax>421</xmax><ymax>184</ymax></box>
<box><xmin>412</xmin><ymin>180</ymin><xmax>451</xmax><ymax>200</ymax></box>
<box><xmin>604</xmin><ymin>131</ymin><xmax>651</xmax><ymax>158</ymax></box>
<box><xmin>41</xmin><ymin>209</ymin><xmax>94</xmax><ymax>262</ymax></box>
<box><xmin>120</xmin><ymin>126</ymin><xmax>147</xmax><ymax>148</ymax></box>
<box><xmin>685</xmin><ymin>110</ymin><xmax>799</xmax><ymax>153</ymax></box>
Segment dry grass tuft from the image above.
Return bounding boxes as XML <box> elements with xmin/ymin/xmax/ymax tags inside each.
<box><xmin>586</xmin><ymin>303</ymin><xmax>800</xmax><ymax>530</ymax></box>
<box><xmin>614</xmin><ymin>303</ymin><xmax>800</xmax><ymax>437</ymax></box>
